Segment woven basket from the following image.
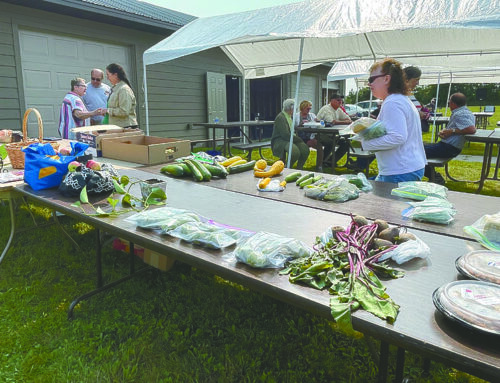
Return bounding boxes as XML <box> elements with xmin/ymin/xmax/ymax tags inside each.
<box><xmin>5</xmin><ymin>108</ymin><xmax>59</xmax><ymax>169</ymax></box>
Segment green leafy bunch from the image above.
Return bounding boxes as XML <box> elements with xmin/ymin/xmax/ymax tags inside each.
<box><xmin>71</xmin><ymin>175</ymin><xmax>166</xmax><ymax>217</ymax></box>
<box><xmin>281</xmin><ymin>216</ymin><xmax>404</xmax><ymax>336</ymax></box>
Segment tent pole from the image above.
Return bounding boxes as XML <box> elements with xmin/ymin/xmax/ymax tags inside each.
<box><xmin>431</xmin><ymin>73</ymin><xmax>441</xmax><ymax>143</ymax></box>
<box><xmin>287</xmin><ymin>38</ymin><xmax>304</xmax><ymax>169</ymax></box>
<box><xmin>445</xmin><ymin>72</ymin><xmax>452</xmax><ymax>117</ymax></box>
<box><xmin>143</xmin><ymin>62</ymin><xmax>150</xmax><ymax>136</ymax></box>
<box><xmin>242</xmin><ymin>75</ymin><xmax>249</xmax><ymax>144</ymax></box>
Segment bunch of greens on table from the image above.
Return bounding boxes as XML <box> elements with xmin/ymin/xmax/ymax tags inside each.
<box><xmin>281</xmin><ymin>216</ymin><xmax>404</xmax><ymax>335</ymax></box>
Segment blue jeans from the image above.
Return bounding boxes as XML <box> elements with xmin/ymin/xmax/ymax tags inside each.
<box><xmin>375</xmin><ymin>168</ymin><xmax>425</xmax><ymax>183</ymax></box>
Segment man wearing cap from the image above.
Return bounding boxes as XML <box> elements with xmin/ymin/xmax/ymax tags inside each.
<box><xmin>82</xmin><ymin>69</ymin><xmax>111</xmax><ymax>125</ymax></box>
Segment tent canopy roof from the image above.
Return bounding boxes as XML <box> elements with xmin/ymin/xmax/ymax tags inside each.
<box><xmin>144</xmin><ymin>0</ymin><xmax>500</xmax><ymax>79</ymax></box>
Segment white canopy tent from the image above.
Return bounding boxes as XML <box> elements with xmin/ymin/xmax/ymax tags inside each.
<box><xmin>143</xmin><ymin>0</ymin><xmax>500</xmax><ymax>167</ymax></box>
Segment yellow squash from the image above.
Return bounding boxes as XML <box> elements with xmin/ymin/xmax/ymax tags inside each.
<box><xmin>254</xmin><ymin>160</ymin><xmax>285</xmax><ymax>178</ymax></box>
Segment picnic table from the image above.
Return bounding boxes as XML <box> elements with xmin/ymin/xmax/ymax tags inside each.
<box><xmin>430</xmin><ymin>116</ymin><xmax>450</xmax><ymax>142</ymax></box>
<box><xmin>3</xmin><ymin>169</ymin><xmax>499</xmax><ymax>382</ymax></box>
<box><xmin>189</xmin><ymin>120</ymin><xmax>273</xmax><ymax>157</ymax></box>
<box><xmin>473</xmin><ymin>112</ymin><xmax>494</xmax><ymax>130</ymax></box>
<box><xmin>295</xmin><ymin>124</ymin><xmax>350</xmax><ymax>172</ymax></box>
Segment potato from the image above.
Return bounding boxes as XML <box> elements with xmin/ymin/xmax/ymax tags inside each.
<box><xmin>353</xmin><ymin>215</ymin><xmax>369</xmax><ymax>227</ymax></box>
<box><xmin>373</xmin><ymin>238</ymin><xmax>394</xmax><ymax>250</ymax></box>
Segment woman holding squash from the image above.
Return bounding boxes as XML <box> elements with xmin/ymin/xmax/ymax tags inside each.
<box><xmin>271</xmin><ymin>99</ymin><xmax>310</xmax><ymax>170</ymax></box>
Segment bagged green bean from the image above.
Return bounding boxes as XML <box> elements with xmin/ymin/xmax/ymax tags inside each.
<box><xmin>341</xmin><ymin>172</ymin><xmax>373</xmax><ymax>192</ymax></box>
<box><xmin>349</xmin><ymin>117</ymin><xmax>387</xmax><ymax>141</ymax></box>
<box><xmin>304</xmin><ymin>177</ymin><xmax>359</xmax><ymax>202</ymax></box>
<box><xmin>125</xmin><ymin>207</ymin><xmax>200</xmax><ymax>229</ymax></box>
<box><xmin>402</xmin><ymin>196</ymin><xmax>456</xmax><ymax>224</ymax></box>
<box><xmin>391</xmin><ymin>181</ymin><xmax>448</xmax><ymax>201</ymax></box>
<box><xmin>464</xmin><ymin>212</ymin><xmax>500</xmax><ymax>251</ymax></box>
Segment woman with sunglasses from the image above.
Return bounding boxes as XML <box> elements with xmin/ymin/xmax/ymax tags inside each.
<box><xmin>103</xmin><ymin>63</ymin><xmax>138</xmax><ymax>129</ymax></box>
<box><xmin>358</xmin><ymin>58</ymin><xmax>426</xmax><ymax>183</ymax></box>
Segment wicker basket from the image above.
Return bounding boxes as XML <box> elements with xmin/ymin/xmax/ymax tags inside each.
<box><xmin>5</xmin><ymin>108</ymin><xmax>59</xmax><ymax>169</ymax></box>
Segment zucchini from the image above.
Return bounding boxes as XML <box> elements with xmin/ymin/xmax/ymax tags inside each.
<box><xmin>161</xmin><ymin>164</ymin><xmax>184</xmax><ymax>177</ymax></box>
<box><xmin>284</xmin><ymin>171</ymin><xmax>302</xmax><ymax>183</ymax></box>
<box><xmin>227</xmin><ymin>160</ymin><xmax>257</xmax><ymax>174</ymax></box>
<box><xmin>295</xmin><ymin>172</ymin><xmax>314</xmax><ymax>186</ymax></box>
<box><xmin>202</xmin><ymin>162</ymin><xmax>227</xmax><ymax>178</ymax></box>
<box><xmin>191</xmin><ymin>159</ymin><xmax>212</xmax><ymax>181</ymax></box>
<box><xmin>184</xmin><ymin>159</ymin><xmax>203</xmax><ymax>182</ymax></box>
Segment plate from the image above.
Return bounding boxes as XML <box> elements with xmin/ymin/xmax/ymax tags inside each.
<box><xmin>456</xmin><ymin>250</ymin><xmax>500</xmax><ymax>284</ymax></box>
<box><xmin>432</xmin><ymin>280</ymin><xmax>500</xmax><ymax>335</ymax></box>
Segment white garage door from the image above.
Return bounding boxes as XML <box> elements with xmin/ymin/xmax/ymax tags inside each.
<box><xmin>291</xmin><ymin>74</ymin><xmax>318</xmax><ymax>112</ymax></box>
<box><xmin>19</xmin><ymin>29</ymin><xmax>131</xmax><ymax>137</ymax></box>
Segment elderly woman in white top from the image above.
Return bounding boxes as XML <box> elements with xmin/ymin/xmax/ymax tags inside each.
<box><xmin>359</xmin><ymin>58</ymin><xmax>426</xmax><ymax>183</ymax></box>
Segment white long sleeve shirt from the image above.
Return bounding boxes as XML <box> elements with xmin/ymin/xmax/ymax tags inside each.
<box><xmin>361</xmin><ymin>93</ymin><xmax>426</xmax><ymax>176</ymax></box>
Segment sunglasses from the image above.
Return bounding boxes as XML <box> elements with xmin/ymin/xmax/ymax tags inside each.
<box><xmin>91</xmin><ymin>77</ymin><xmax>102</xmax><ymax>81</ymax></box>
<box><xmin>76</xmin><ymin>84</ymin><xmax>86</xmax><ymax>88</ymax></box>
<box><xmin>368</xmin><ymin>74</ymin><xmax>387</xmax><ymax>84</ymax></box>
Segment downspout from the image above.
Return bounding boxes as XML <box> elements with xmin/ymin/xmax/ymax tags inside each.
<box><xmin>431</xmin><ymin>73</ymin><xmax>441</xmax><ymax>143</ymax></box>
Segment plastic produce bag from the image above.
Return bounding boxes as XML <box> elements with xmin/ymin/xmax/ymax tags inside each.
<box><xmin>402</xmin><ymin>196</ymin><xmax>456</xmax><ymax>224</ymax></box>
<box><xmin>304</xmin><ymin>177</ymin><xmax>359</xmax><ymax>202</ymax></box>
<box><xmin>256</xmin><ymin>179</ymin><xmax>285</xmax><ymax>192</ymax></box>
<box><xmin>391</xmin><ymin>181</ymin><xmax>448</xmax><ymax>200</ymax></box>
<box><xmin>349</xmin><ymin>117</ymin><xmax>387</xmax><ymax>141</ymax></box>
<box><xmin>464</xmin><ymin>212</ymin><xmax>500</xmax><ymax>251</ymax></box>
<box><xmin>168</xmin><ymin>221</ymin><xmax>253</xmax><ymax>249</ymax></box>
<box><xmin>341</xmin><ymin>172</ymin><xmax>373</xmax><ymax>192</ymax></box>
<box><xmin>232</xmin><ymin>231</ymin><xmax>313</xmax><ymax>268</ymax></box>
<box><xmin>378</xmin><ymin>234</ymin><xmax>431</xmax><ymax>264</ymax></box>
<box><xmin>125</xmin><ymin>207</ymin><xmax>199</xmax><ymax>229</ymax></box>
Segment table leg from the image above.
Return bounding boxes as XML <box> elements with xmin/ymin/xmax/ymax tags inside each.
<box><xmin>0</xmin><ymin>192</ymin><xmax>16</xmax><ymax>266</ymax></box>
<box><xmin>331</xmin><ymin>133</ymin><xmax>338</xmax><ymax>173</ymax></box>
<box><xmin>378</xmin><ymin>341</ymin><xmax>389</xmax><ymax>383</ymax></box>
<box><xmin>476</xmin><ymin>143</ymin><xmax>492</xmax><ymax>194</ymax></box>
<box><xmin>316</xmin><ymin>142</ymin><xmax>324</xmax><ymax>171</ymax></box>
<box><xmin>395</xmin><ymin>347</ymin><xmax>406</xmax><ymax>382</ymax></box>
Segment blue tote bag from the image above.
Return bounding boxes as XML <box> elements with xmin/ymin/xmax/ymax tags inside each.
<box><xmin>23</xmin><ymin>141</ymin><xmax>89</xmax><ymax>191</ymax></box>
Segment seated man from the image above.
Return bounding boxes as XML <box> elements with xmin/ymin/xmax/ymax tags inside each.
<box><xmin>316</xmin><ymin>94</ymin><xmax>352</xmax><ymax>168</ymax></box>
<box><xmin>424</xmin><ymin>92</ymin><xmax>476</xmax><ymax>183</ymax></box>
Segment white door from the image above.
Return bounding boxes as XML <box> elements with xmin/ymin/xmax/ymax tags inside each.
<box><xmin>291</xmin><ymin>74</ymin><xmax>318</xmax><ymax>112</ymax></box>
<box><xmin>19</xmin><ymin>29</ymin><xmax>131</xmax><ymax>137</ymax></box>
<box><xmin>206</xmin><ymin>72</ymin><xmax>227</xmax><ymax>139</ymax></box>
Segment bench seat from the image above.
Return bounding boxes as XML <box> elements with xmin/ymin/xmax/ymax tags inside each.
<box><xmin>231</xmin><ymin>141</ymin><xmax>271</xmax><ymax>160</ymax></box>
<box><xmin>427</xmin><ymin>157</ymin><xmax>453</xmax><ymax>183</ymax></box>
<box><xmin>346</xmin><ymin>147</ymin><xmax>375</xmax><ymax>176</ymax></box>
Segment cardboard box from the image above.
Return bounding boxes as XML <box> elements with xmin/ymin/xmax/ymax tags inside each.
<box><xmin>73</xmin><ymin>125</ymin><xmax>144</xmax><ymax>157</ymax></box>
<box><xmin>100</xmin><ymin>135</ymin><xmax>190</xmax><ymax>165</ymax></box>
<box><xmin>112</xmin><ymin>238</ymin><xmax>175</xmax><ymax>272</ymax></box>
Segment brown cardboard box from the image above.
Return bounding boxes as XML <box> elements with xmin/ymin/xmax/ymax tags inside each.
<box><xmin>100</xmin><ymin>135</ymin><xmax>190</xmax><ymax>165</ymax></box>
<box><xmin>112</xmin><ymin>238</ymin><xmax>175</xmax><ymax>271</ymax></box>
<box><xmin>73</xmin><ymin>125</ymin><xmax>144</xmax><ymax>156</ymax></box>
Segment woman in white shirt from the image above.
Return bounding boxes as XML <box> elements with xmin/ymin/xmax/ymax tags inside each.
<box><xmin>359</xmin><ymin>58</ymin><xmax>426</xmax><ymax>183</ymax></box>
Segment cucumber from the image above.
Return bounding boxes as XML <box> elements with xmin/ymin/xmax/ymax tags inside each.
<box><xmin>284</xmin><ymin>171</ymin><xmax>302</xmax><ymax>183</ymax></box>
<box><xmin>202</xmin><ymin>162</ymin><xmax>227</xmax><ymax>178</ymax></box>
<box><xmin>160</xmin><ymin>164</ymin><xmax>184</xmax><ymax>177</ymax></box>
<box><xmin>184</xmin><ymin>160</ymin><xmax>203</xmax><ymax>182</ymax></box>
<box><xmin>299</xmin><ymin>177</ymin><xmax>315</xmax><ymax>188</ymax></box>
<box><xmin>191</xmin><ymin>159</ymin><xmax>212</xmax><ymax>181</ymax></box>
<box><xmin>227</xmin><ymin>160</ymin><xmax>257</xmax><ymax>174</ymax></box>
<box><xmin>312</xmin><ymin>175</ymin><xmax>322</xmax><ymax>183</ymax></box>
<box><xmin>295</xmin><ymin>172</ymin><xmax>314</xmax><ymax>186</ymax></box>
<box><xmin>178</xmin><ymin>162</ymin><xmax>192</xmax><ymax>176</ymax></box>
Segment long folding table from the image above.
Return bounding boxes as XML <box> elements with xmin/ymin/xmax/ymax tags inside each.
<box><xmin>6</xmin><ymin>168</ymin><xmax>500</xmax><ymax>383</ymax></box>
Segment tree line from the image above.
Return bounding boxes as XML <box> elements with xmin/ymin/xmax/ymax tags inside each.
<box><xmin>346</xmin><ymin>83</ymin><xmax>499</xmax><ymax>108</ymax></box>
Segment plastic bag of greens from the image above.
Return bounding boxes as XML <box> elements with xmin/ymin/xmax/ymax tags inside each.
<box><xmin>464</xmin><ymin>212</ymin><xmax>500</xmax><ymax>251</ymax></box>
<box><xmin>391</xmin><ymin>181</ymin><xmax>448</xmax><ymax>201</ymax></box>
<box><xmin>125</xmin><ymin>207</ymin><xmax>200</xmax><ymax>229</ymax></box>
<box><xmin>402</xmin><ymin>196</ymin><xmax>456</xmax><ymax>224</ymax></box>
<box><xmin>168</xmin><ymin>221</ymin><xmax>253</xmax><ymax>249</ymax></box>
<box><xmin>349</xmin><ymin>117</ymin><xmax>387</xmax><ymax>141</ymax></box>
<box><xmin>232</xmin><ymin>231</ymin><xmax>313</xmax><ymax>268</ymax></box>
<box><xmin>341</xmin><ymin>172</ymin><xmax>373</xmax><ymax>192</ymax></box>
<box><xmin>305</xmin><ymin>177</ymin><xmax>359</xmax><ymax>202</ymax></box>
<box><xmin>378</xmin><ymin>234</ymin><xmax>431</xmax><ymax>264</ymax></box>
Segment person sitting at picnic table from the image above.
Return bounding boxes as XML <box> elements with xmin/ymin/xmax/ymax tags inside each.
<box><xmin>294</xmin><ymin>100</ymin><xmax>317</xmax><ymax>144</ymax></box>
<box><xmin>423</xmin><ymin>92</ymin><xmax>476</xmax><ymax>184</ymax></box>
<box><xmin>271</xmin><ymin>98</ymin><xmax>310</xmax><ymax>170</ymax></box>
<box><xmin>354</xmin><ymin>58</ymin><xmax>426</xmax><ymax>183</ymax></box>
<box><xmin>315</xmin><ymin>94</ymin><xmax>352</xmax><ymax>168</ymax></box>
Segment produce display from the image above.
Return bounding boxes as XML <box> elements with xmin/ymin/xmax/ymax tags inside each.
<box><xmin>281</xmin><ymin>215</ymin><xmax>407</xmax><ymax>334</ymax></box>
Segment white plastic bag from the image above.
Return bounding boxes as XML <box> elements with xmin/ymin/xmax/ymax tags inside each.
<box><xmin>378</xmin><ymin>234</ymin><xmax>431</xmax><ymax>264</ymax></box>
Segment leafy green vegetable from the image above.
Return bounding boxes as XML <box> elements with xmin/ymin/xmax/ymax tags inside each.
<box><xmin>281</xmin><ymin>216</ymin><xmax>403</xmax><ymax>335</ymax></box>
